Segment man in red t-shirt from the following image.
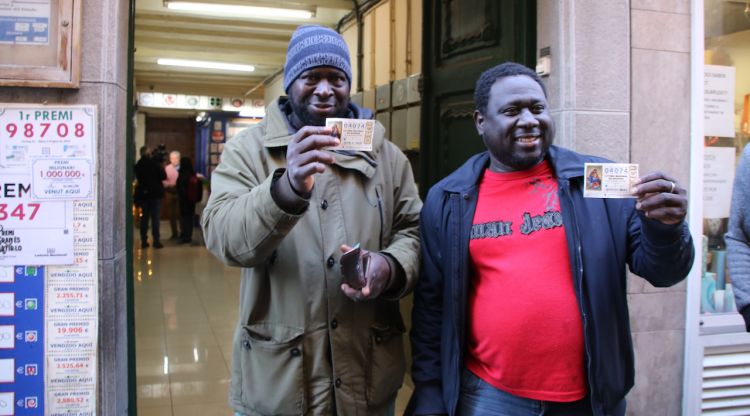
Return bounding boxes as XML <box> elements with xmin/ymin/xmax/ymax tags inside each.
<box><xmin>407</xmin><ymin>63</ymin><xmax>694</xmax><ymax>416</ymax></box>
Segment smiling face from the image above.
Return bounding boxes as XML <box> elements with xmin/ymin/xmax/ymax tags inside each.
<box><xmin>288</xmin><ymin>66</ymin><xmax>351</xmax><ymax>127</ymax></box>
<box><xmin>474</xmin><ymin>75</ymin><xmax>555</xmax><ymax>172</ymax></box>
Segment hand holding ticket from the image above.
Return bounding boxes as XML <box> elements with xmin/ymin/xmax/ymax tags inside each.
<box><xmin>325</xmin><ymin>118</ymin><xmax>375</xmax><ymax>151</ymax></box>
<box><xmin>631</xmin><ymin>171</ymin><xmax>688</xmax><ymax>225</ymax></box>
<box><xmin>584</xmin><ymin>163</ymin><xmax>639</xmax><ymax>198</ymax></box>
<box><xmin>584</xmin><ymin>163</ymin><xmax>688</xmax><ymax>225</ymax></box>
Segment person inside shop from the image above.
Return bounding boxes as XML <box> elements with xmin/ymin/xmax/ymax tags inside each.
<box><xmin>407</xmin><ymin>62</ymin><xmax>695</xmax><ymax>416</ymax></box>
<box><xmin>176</xmin><ymin>156</ymin><xmax>202</xmax><ymax>244</ymax></box>
<box><xmin>134</xmin><ymin>145</ymin><xmax>167</xmax><ymax>249</ymax></box>
<box><xmin>163</xmin><ymin>150</ymin><xmax>181</xmax><ymax>240</ymax></box>
<box><xmin>201</xmin><ymin>24</ymin><xmax>421</xmax><ymax>416</ymax></box>
<box><xmin>728</xmin><ymin>143</ymin><xmax>750</xmax><ymax>331</ymax></box>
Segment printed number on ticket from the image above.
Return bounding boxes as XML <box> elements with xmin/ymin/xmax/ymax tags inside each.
<box><xmin>325</xmin><ymin>118</ymin><xmax>375</xmax><ymax>151</ymax></box>
<box><xmin>583</xmin><ymin>163</ymin><xmax>639</xmax><ymax>198</ymax></box>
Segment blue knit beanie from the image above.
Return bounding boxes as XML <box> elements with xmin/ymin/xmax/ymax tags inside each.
<box><xmin>283</xmin><ymin>24</ymin><xmax>352</xmax><ymax>93</ymax></box>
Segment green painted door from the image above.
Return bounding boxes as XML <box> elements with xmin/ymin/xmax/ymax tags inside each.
<box><xmin>419</xmin><ymin>0</ymin><xmax>536</xmax><ymax>193</ymax></box>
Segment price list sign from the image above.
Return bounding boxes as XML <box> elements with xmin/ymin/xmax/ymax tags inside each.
<box><xmin>0</xmin><ymin>105</ymin><xmax>96</xmax><ymax>265</ymax></box>
<box><xmin>0</xmin><ymin>105</ymin><xmax>98</xmax><ymax>415</ymax></box>
<box><xmin>46</xmin><ymin>201</ymin><xmax>97</xmax><ymax>416</ymax></box>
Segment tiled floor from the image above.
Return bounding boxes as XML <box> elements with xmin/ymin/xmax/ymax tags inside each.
<box><xmin>134</xmin><ymin>222</ymin><xmax>412</xmax><ymax>415</ymax></box>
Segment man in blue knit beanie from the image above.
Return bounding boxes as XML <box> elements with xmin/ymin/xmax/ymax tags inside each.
<box><xmin>202</xmin><ymin>24</ymin><xmax>421</xmax><ymax>415</ymax></box>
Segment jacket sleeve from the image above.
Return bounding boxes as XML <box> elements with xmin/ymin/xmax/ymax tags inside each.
<box><xmin>201</xmin><ymin>136</ymin><xmax>304</xmax><ymax>268</ymax></box>
<box><xmin>727</xmin><ymin>144</ymin><xmax>750</xmax><ymax>329</ymax></box>
<box><xmin>406</xmin><ymin>189</ymin><xmax>448</xmax><ymax>415</ymax></box>
<box><xmin>626</xmin><ymin>205</ymin><xmax>695</xmax><ymax>287</ymax></box>
<box><xmin>379</xmin><ymin>144</ymin><xmax>423</xmax><ymax>298</ymax></box>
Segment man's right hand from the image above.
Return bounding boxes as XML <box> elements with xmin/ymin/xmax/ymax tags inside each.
<box><xmin>286</xmin><ymin>126</ymin><xmax>339</xmax><ymax>194</ymax></box>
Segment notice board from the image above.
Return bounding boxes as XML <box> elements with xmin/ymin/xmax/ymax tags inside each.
<box><xmin>0</xmin><ymin>0</ymin><xmax>82</xmax><ymax>88</ymax></box>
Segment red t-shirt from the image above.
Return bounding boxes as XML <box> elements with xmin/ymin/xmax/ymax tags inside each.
<box><xmin>465</xmin><ymin>160</ymin><xmax>588</xmax><ymax>402</ymax></box>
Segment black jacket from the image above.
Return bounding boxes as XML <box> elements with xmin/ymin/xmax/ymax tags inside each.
<box><xmin>407</xmin><ymin>146</ymin><xmax>694</xmax><ymax>416</ymax></box>
<box><xmin>134</xmin><ymin>156</ymin><xmax>166</xmax><ymax>202</ymax></box>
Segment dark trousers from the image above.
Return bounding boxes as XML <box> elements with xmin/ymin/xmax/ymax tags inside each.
<box><xmin>140</xmin><ymin>198</ymin><xmax>162</xmax><ymax>243</ymax></box>
<box><xmin>165</xmin><ymin>191</ymin><xmax>180</xmax><ymax>238</ymax></box>
<box><xmin>179</xmin><ymin>201</ymin><xmax>196</xmax><ymax>243</ymax></box>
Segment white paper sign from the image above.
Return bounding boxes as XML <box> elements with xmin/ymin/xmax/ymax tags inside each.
<box><xmin>0</xmin><ymin>173</ymin><xmax>73</xmax><ymax>265</ymax></box>
<box><xmin>31</xmin><ymin>159</ymin><xmax>93</xmax><ymax>200</ymax></box>
<box><xmin>704</xmin><ymin>146</ymin><xmax>736</xmax><ymax>218</ymax></box>
<box><xmin>704</xmin><ymin>65</ymin><xmax>736</xmax><ymax>138</ymax></box>
<box><xmin>0</xmin><ymin>105</ymin><xmax>97</xmax><ymax>265</ymax></box>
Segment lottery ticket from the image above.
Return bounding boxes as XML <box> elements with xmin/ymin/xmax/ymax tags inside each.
<box><xmin>583</xmin><ymin>163</ymin><xmax>639</xmax><ymax>198</ymax></box>
<box><xmin>325</xmin><ymin>118</ymin><xmax>375</xmax><ymax>151</ymax></box>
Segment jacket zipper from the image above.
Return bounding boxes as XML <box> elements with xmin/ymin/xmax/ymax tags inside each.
<box><xmin>375</xmin><ymin>188</ymin><xmax>384</xmax><ymax>249</ymax></box>
<box><xmin>451</xmin><ymin>192</ymin><xmax>464</xmax><ymax>415</ymax></box>
<box><xmin>560</xmin><ymin>179</ymin><xmax>597</xmax><ymax>413</ymax></box>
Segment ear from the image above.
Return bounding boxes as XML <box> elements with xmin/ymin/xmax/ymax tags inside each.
<box><xmin>474</xmin><ymin>109</ymin><xmax>484</xmax><ymax>135</ymax></box>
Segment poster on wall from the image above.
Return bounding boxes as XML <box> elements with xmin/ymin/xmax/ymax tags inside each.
<box><xmin>0</xmin><ymin>104</ymin><xmax>98</xmax><ymax>415</ymax></box>
<box><xmin>0</xmin><ymin>106</ymin><xmax>96</xmax><ymax>265</ymax></box>
<box><xmin>703</xmin><ymin>146</ymin><xmax>736</xmax><ymax>219</ymax></box>
<box><xmin>704</xmin><ymin>65</ymin><xmax>736</xmax><ymax>138</ymax></box>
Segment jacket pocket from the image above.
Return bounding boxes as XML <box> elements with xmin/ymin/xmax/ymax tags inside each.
<box><xmin>366</xmin><ymin>323</ymin><xmax>406</xmax><ymax>406</ymax></box>
<box><xmin>239</xmin><ymin>324</ymin><xmax>305</xmax><ymax>415</ymax></box>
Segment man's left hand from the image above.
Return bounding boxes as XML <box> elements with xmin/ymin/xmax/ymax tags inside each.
<box><xmin>631</xmin><ymin>171</ymin><xmax>687</xmax><ymax>225</ymax></box>
<box><xmin>339</xmin><ymin>244</ymin><xmax>392</xmax><ymax>301</ymax></box>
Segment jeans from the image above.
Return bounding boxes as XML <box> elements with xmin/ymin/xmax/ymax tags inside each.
<box><xmin>459</xmin><ymin>368</ymin><xmax>593</xmax><ymax>416</ymax></box>
<box><xmin>139</xmin><ymin>198</ymin><xmax>162</xmax><ymax>244</ymax></box>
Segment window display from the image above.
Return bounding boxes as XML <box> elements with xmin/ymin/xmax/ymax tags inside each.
<box><xmin>701</xmin><ymin>0</ymin><xmax>750</xmax><ymax>316</ymax></box>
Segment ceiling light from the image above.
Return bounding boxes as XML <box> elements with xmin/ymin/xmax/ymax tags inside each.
<box><xmin>166</xmin><ymin>2</ymin><xmax>314</xmax><ymax>19</ymax></box>
<box><xmin>157</xmin><ymin>58</ymin><xmax>255</xmax><ymax>73</ymax></box>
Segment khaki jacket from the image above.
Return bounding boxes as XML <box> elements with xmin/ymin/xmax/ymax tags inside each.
<box><xmin>202</xmin><ymin>98</ymin><xmax>422</xmax><ymax>415</ymax></box>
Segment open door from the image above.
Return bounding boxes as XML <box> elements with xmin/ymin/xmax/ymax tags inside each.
<box><xmin>420</xmin><ymin>0</ymin><xmax>536</xmax><ymax>192</ymax></box>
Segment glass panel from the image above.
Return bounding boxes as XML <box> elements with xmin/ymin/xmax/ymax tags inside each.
<box><xmin>0</xmin><ymin>0</ymin><xmax>60</xmax><ymax>67</ymax></box>
<box><xmin>701</xmin><ymin>0</ymin><xmax>750</xmax><ymax>316</ymax></box>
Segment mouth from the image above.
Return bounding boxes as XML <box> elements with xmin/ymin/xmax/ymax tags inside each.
<box><xmin>515</xmin><ymin>134</ymin><xmax>542</xmax><ymax>145</ymax></box>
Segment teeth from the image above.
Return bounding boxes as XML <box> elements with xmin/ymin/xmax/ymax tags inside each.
<box><xmin>517</xmin><ymin>136</ymin><xmax>538</xmax><ymax>143</ymax></box>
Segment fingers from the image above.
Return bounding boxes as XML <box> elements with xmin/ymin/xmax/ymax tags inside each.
<box><xmin>286</xmin><ymin>127</ymin><xmax>340</xmax><ymax>194</ymax></box>
<box><xmin>632</xmin><ymin>171</ymin><xmax>688</xmax><ymax>224</ymax></box>
<box><xmin>632</xmin><ymin>172</ymin><xmax>685</xmax><ymax>197</ymax></box>
<box><xmin>341</xmin><ymin>283</ymin><xmax>372</xmax><ymax>301</ymax></box>
<box><xmin>290</xmin><ymin>126</ymin><xmax>339</xmax><ymax>153</ymax></box>
<box><xmin>340</xmin><ymin>244</ymin><xmax>352</xmax><ymax>253</ymax></box>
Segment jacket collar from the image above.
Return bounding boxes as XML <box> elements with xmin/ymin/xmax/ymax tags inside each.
<box><xmin>438</xmin><ymin>145</ymin><xmax>587</xmax><ymax>193</ymax></box>
<box><xmin>262</xmin><ymin>97</ymin><xmax>383</xmax><ymax>178</ymax></box>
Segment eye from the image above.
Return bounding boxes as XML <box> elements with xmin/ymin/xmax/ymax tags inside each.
<box><xmin>502</xmin><ymin>107</ymin><xmax>519</xmax><ymax>116</ymax></box>
<box><xmin>302</xmin><ymin>73</ymin><xmax>319</xmax><ymax>84</ymax></box>
<box><xmin>329</xmin><ymin>75</ymin><xmax>346</xmax><ymax>86</ymax></box>
<box><xmin>532</xmin><ymin>104</ymin><xmax>546</xmax><ymax>114</ymax></box>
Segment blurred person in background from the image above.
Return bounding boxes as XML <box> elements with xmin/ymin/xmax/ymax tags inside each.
<box><xmin>728</xmin><ymin>144</ymin><xmax>750</xmax><ymax>331</ymax></box>
<box><xmin>163</xmin><ymin>150</ymin><xmax>181</xmax><ymax>240</ymax></box>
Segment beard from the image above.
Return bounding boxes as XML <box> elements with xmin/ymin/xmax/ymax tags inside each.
<box><xmin>289</xmin><ymin>93</ymin><xmax>350</xmax><ymax>127</ymax></box>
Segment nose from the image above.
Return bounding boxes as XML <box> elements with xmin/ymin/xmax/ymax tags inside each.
<box><xmin>314</xmin><ymin>79</ymin><xmax>333</xmax><ymax>97</ymax></box>
<box><xmin>518</xmin><ymin>109</ymin><xmax>539</xmax><ymax>128</ymax></box>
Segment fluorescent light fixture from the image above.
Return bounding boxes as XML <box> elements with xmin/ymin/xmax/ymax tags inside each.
<box><xmin>157</xmin><ymin>58</ymin><xmax>255</xmax><ymax>73</ymax></box>
<box><xmin>166</xmin><ymin>2</ymin><xmax>313</xmax><ymax>19</ymax></box>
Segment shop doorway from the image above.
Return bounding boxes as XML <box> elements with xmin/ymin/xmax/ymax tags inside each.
<box><xmin>126</xmin><ymin>1</ymin><xmax>536</xmax><ymax>415</ymax></box>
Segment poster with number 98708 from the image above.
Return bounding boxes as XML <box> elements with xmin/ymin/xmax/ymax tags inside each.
<box><xmin>0</xmin><ymin>105</ymin><xmax>96</xmax><ymax>266</ymax></box>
